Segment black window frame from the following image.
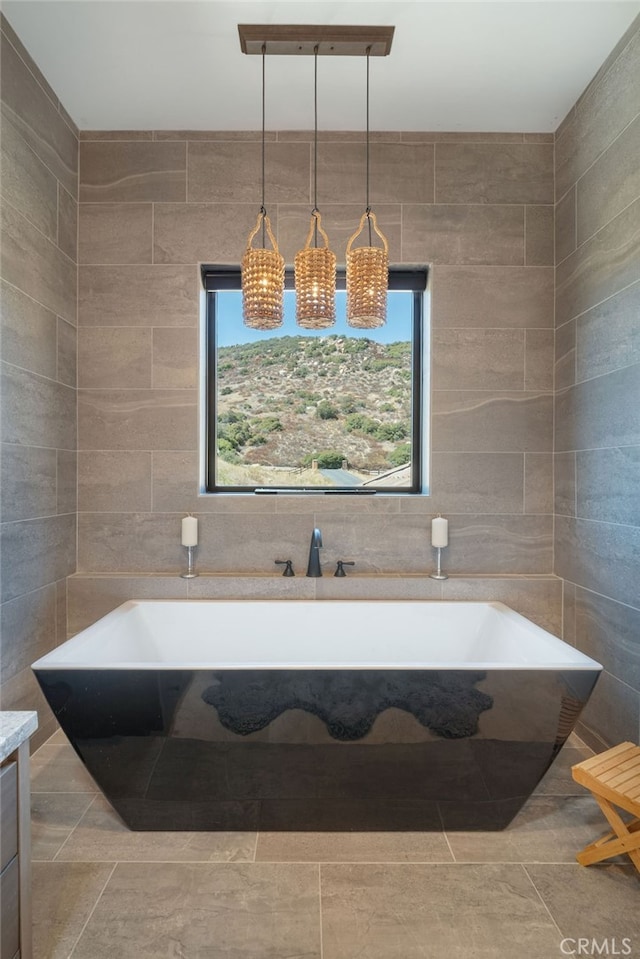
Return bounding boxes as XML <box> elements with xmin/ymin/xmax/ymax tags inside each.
<box><xmin>202</xmin><ymin>265</ymin><xmax>427</xmax><ymax>494</ymax></box>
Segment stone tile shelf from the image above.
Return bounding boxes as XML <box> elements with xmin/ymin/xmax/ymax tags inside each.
<box><xmin>30</xmin><ymin>730</ymin><xmax>640</xmax><ymax>959</ymax></box>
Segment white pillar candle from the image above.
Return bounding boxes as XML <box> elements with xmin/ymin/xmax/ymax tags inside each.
<box><xmin>431</xmin><ymin>516</ymin><xmax>448</xmax><ymax>548</ymax></box>
<box><xmin>182</xmin><ymin>516</ymin><xmax>198</xmax><ymax>547</ymax></box>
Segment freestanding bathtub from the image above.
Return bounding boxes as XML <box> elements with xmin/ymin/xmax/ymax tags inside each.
<box><xmin>32</xmin><ymin>600</ymin><xmax>601</xmax><ymax>831</ymax></box>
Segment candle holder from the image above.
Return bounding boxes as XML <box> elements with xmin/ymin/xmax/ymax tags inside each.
<box><xmin>180</xmin><ymin>545</ymin><xmax>199</xmax><ymax>579</ymax></box>
<box><xmin>429</xmin><ymin>546</ymin><xmax>448</xmax><ymax>581</ymax></box>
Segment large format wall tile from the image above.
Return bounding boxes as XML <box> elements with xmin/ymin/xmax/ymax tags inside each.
<box><xmin>576</xmin><ymin>447</ymin><xmax>640</xmax><ymax>526</ymax></box>
<box><xmin>524</xmin><ymin>330</ymin><xmax>554</xmax><ymax>391</ymax></box>
<box><xmin>0</xmin><ymin>32</ymin><xmax>77</xmax><ymax>196</ymax></box>
<box><xmin>154</xmin><ymin>202</ymin><xmax>259</xmax><ymax>265</ymax></box>
<box><xmin>432</xmin><ymin>330</ymin><xmax>524</xmax><ymax>391</ymax></box>
<box><xmin>576</xmin><ymin>113</ymin><xmax>640</xmax><ymax>245</ymax></box>
<box><xmin>58</xmin><ymin>186</ymin><xmax>77</xmax><ymax>261</ymax></box>
<box><xmin>78</xmin><ymin>328</ymin><xmax>152</xmax><ymax>389</ymax></box>
<box><xmin>441</xmin><ymin>513</ymin><xmax>552</xmax><ymax>575</ymax></box>
<box><xmin>79</xmin><ymin>140</ymin><xmax>186</xmax><ymax>202</ymax></box>
<box><xmin>574</xmin><ymin>586</ymin><xmax>640</xmax><ymax>692</ymax></box>
<box><xmin>1</xmin><ymin>362</ymin><xmax>76</xmax><ymax>450</ymax></box>
<box><xmin>77</xmin><ymin>513</ymin><xmax>185</xmax><ymax>573</ymax></box>
<box><xmin>152</xmin><ymin>328</ymin><xmax>198</xmax><ymax>389</ymax></box>
<box><xmin>555</xmin><ymin>515</ymin><xmax>640</xmax><ymax>609</ymax></box>
<box><xmin>402</xmin><ymin>204</ymin><xmax>524</xmax><ymax>265</ymax></box>
<box><xmin>432</xmin><ymin>391</ymin><xmax>553</xmax><ymax>452</ymax></box>
<box><xmin>524</xmin><ymin>205</ymin><xmax>554</xmax><ymax>266</ymax></box>
<box><xmin>556</xmin><ymin>198</ymin><xmax>640</xmax><ymax>327</ymax></box>
<box><xmin>57</xmin><ymin>449</ymin><xmax>77</xmax><ymax>515</ymax></box>
<box><xmin>318</xmin><ymin>141</ymin><xmax>434</xmax><ymax>205</ymax></box>
<box><xmin>188</xmin><ymin>141</ymin><xmax>310</xmax><ymax>203</ymax></box>
<box><xmin>555</xmin><ymin>363</ymin><xmax>640</xmax><ymax>452</ymax></box>
<box><xmin>0</xmin><ymin>443</ymin><xmax>57</xmax><ymax>522</ymax></box>
<box><xmin>78</xmin><ymin>451</ymin><xmax>152</xmax><ymax>512</ymax></box>
<box><xmin>57</xmin><ymin>317</ymin><xmax>77</xmax><ymax>388</ymax></box>
<box><xmin>435</xmin><ymin>142</ymin><xmax>553</xmax><ymax>204</ymax></box>
<box><xmin>431</xmin><ymin>266</ymin><xmax>554</xmax><ymax>328</ymax></box>
<box><xmin>554</xmin><ymin>452</ymin><xmax>576</xmax><ymax>517</ymax></box>
<box><xmin>79</xmin><ymin>203</ymin><xmax>152</xmax><ymax>264</ymax></box>
<box><xmin>523</xmin><ymin>453</ymin><xmax>553</xmax><ymax>514</ymax></box>
<box><xmin>426</xmin><ymin>451</ymin><xmax>524</xmax><ymax>514</ymax></box>
<box><xmin>0</xmin><ymin>583</ymin><xmax>57</xmax><ymax>681</ymax></box>
<box><xmin>78</xmin><ymin>265</ymin><xmax>198</xmax><ymax>326</ymax></box>
<box><xmin>78</xmin><ymin>389</ymin><xmax>197</xmax><ymax>450</ymax></box>
<box><xmin>0</xmin><ymin>513</ymin><xmax>76</xmax><ymax>603</ymax></box>
<box><xmin>554</xmin><ymin>320</ymin><xmax>576</xmax><ymax>392</ymax></box>
<box><xmin>577</xmin><ymin>669</ymin><xmax>639</xmax><ymax>746</ymax></box>
<box><xmin>576</xmin><ymin>280</ymin><xmax>640</xmax><ymax>382</ymax></box>
<box><xmin>1</xmin><ymin>201</ymin><xmax>76</xmax><ymax>323</ymax></box>
<box><xmin>0</xmin><ymin>280</ymin><xmax>57</xmax><ymax>378</ymax></box>
<box><xmin>0</xmin><ymin>113</ymin><xmax>58</xmax><ymax>240</ymax></box>
<box><xmin>554</xmin><ymin>186</ymin><xmax>576</xmax><ymax>264</ymax></box>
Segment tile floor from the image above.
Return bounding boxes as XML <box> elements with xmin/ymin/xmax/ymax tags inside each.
<box><xmin>30</xmin><ymin>731</ymin><xmax>640</xmax><ymax>959</ymax></box>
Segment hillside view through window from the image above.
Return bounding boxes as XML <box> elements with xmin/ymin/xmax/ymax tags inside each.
<box><xmin>205</xmin><ymin>272</ymin><xmax>425</xmax><ymax>493</ymax></box>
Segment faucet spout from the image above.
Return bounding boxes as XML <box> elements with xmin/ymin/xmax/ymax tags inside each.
<box><xmin>306</xmin><ymin>527</ymin><xmax>323</xmax><ymax>577</ymax></box>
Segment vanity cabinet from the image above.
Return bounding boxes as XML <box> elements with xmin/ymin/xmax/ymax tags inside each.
<box><xmin>0</xmin><ymin>713</ymin><xmax>37</xmax><ymax>959</ymax></box>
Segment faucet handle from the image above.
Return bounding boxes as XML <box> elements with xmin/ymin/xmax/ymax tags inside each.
<box><xmin>334</xmin><ymin>560</ymin><xmax>355</xmax><ymax>577</ymax></box>
<box><xmin>275</xmin><ymin>559</ymin><xmax>295</xmax><ymax>577</ymax></box>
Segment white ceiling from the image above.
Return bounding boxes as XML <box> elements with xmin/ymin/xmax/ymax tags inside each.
<box><xmin>3</xmin><ymin>1</ymin><xmax>640</xmax><ymax>132</ymax></box>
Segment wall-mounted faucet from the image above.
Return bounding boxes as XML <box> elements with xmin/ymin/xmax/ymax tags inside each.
<box><xmin>306</xmin><ymin>528</ymin><xmax>323</xmax><ymax>577</ymax></box>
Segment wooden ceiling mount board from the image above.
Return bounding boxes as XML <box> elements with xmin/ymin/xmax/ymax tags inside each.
<box><xmin>238</xmin><ymin>25</ymin><xmax>395</xmax><ymax>57</ymax></box>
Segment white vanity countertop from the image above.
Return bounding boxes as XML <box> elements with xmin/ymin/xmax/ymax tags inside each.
<box><xmin>0</xmin><ymin>711</ymin><xmax>38</xmax><ymax>763</ymax></box>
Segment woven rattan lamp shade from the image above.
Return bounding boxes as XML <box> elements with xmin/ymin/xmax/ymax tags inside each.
<box><xmin>346</xmin><ymin>211</ymin><xmax>389</xmax><ymax>328</ymax></box>
<box><xmin>295</xmin><ymin>212</ymin><xmax>336</xmax><ymax>329</ymax></box>
<box><xmin>241</xmin><ymin>212</ymin><xmax>285</xmax><ymax>330</ymax></box>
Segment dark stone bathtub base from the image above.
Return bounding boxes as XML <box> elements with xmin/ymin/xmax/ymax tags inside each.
<box><xmin>33</xmin><ymin>666</ymin><xmax>600</xmax><ymax>831</ymax></box>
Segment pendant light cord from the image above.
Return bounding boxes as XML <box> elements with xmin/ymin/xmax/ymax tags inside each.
<box><xmin>261</xmin><ymin>43</ymin><xmax>266</xmax><ymax>247</ymax></box>
<box><xmin>366</xmin><ymin>45</ymin><xmax>372</xmax><ymax>245</ymax></box>
<box><xmin>313</xmin><ymin>45</ymin><xmax>319</xmax><ymax>247</ymax></box>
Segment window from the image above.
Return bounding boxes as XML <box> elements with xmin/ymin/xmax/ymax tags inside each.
<box><xmin>203</xmin><ymin>267</ymin><xmax>427</xmax><ymax>494</ymax></box>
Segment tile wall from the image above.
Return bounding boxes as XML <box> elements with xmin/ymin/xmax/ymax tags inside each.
<box><xmin>554</xmin><ymin>18</ymin><xmax>640</xmax><ymax>745</ymax></box>
<box><xmin>74</xmin><ymin>129</ymin><xmax>555</xmax><ymax>585</ymax></box>
<box><xmin>0</xmin><ymin>15</ymin><xmax>79</xmax><ymax>745</ymax></box>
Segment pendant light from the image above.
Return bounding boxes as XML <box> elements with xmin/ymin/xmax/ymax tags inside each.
<box><xmin>294</xmin><ymin>46</ymin><xmax>336</xmax><ymax>329</ymax></box>
<box><xmin>241</xmin><ymin>45</ymin><xmax>285</xmax><ymax>330</ymax></box>
<box><xmin>346</xmin><ymin>47</ymin><xmax>389</xmax><ymax>329</ymax></box>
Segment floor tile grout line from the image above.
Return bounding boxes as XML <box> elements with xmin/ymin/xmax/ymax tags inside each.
<box><xmin>250</xmin><ymin>831</ymin><xmax>259</xmax><ymax>863</ymax></box>
<box><xmin>437</xmin><ymin>803</ymin><xmax>457</xmax><ymax>863</ymax></box>
<box><xmin>318</xmin><ymin>863</ymin><xmax>324</xmax><ymax>959</ymax></box>
<box><xmin>52</xmin><ymin>794</ymin><xmax>98</xmax><ymax>862</ymax></box>
<box><xmin>67</xmin><ymin>861</ymin><xmax>118</xmax><ymax>958</ymax></box>
<box><xmin>521</xmin><ymin>863</ymin><xmax>565</xmax><ymax>938</ymax></box>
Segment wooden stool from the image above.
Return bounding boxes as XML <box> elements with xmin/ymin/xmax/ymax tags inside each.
<box><xmin>572</xmin><ymin>742</ymin><xmax>640</xmax><ymax>873</ymax></box>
